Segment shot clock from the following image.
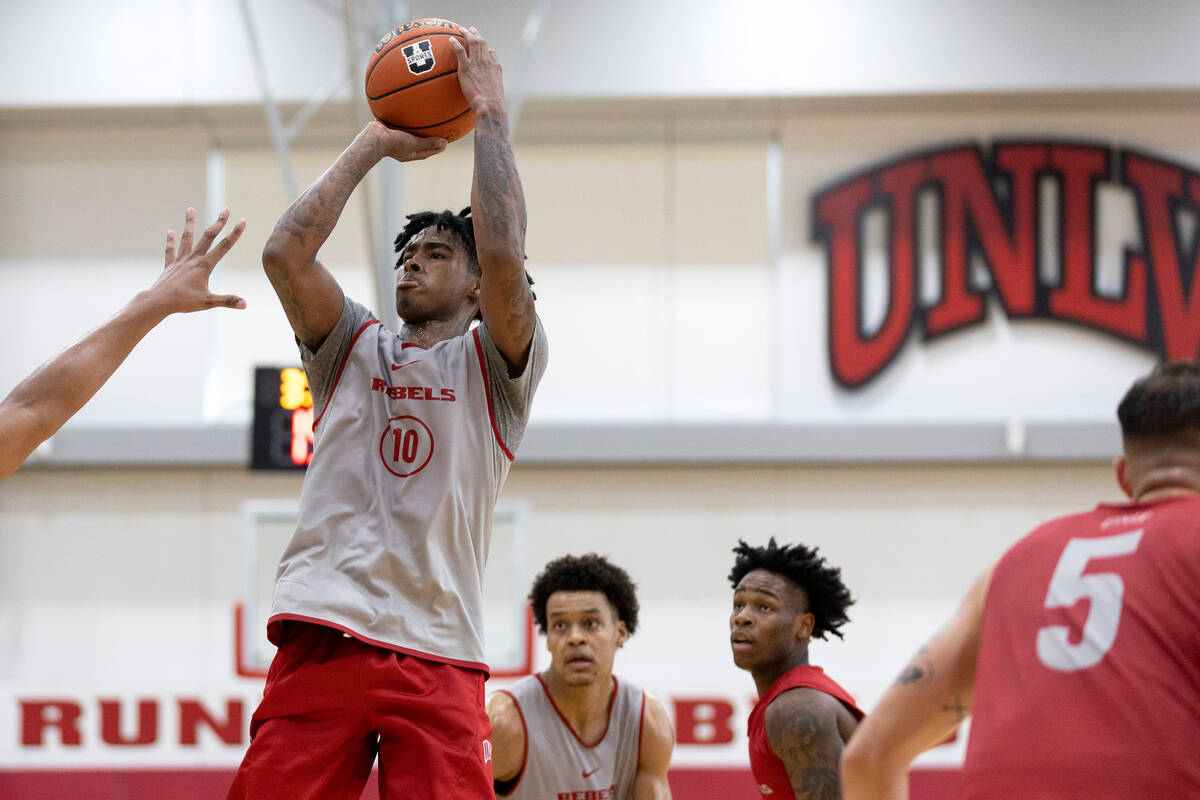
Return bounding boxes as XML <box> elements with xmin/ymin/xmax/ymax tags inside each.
<box><xmin>250</xmin><ymin>366</ymin><xmax>314</xmax><ymax>470</ymax></box>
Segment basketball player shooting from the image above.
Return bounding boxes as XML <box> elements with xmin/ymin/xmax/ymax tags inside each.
<box><xmin>0</xmin><ymin>208</ymin><xmax>245</xmax><ymax>483</ymax></box>
<box><xmin>841</xmin><ymin>360</ymin><xmax>1200</xmax><ymax>799</ymax></box>
<box><xmin>488</xmin><ymin>554</ymin><xmax>675</xmax><ymax>799</ymax></box>
<box><xmin>730</xmin><ymin>539</ymin><xmax>864</xmax><ymax>800</ymax></box>
<box><xmin>226</xmin><ymin>27</ymin><xmax>548</xmax><ymax>800</ymax></box>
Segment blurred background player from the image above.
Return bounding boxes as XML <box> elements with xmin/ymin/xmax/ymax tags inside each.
<box><xmin>0</xmin><ymin>207</ymin><xmax>245</xmax><ymax>483</ymax></box>
<box><xmin>489</xmin><ymin>554</ymin><xmax>674</xmax><ymax>799</ymax></box>
<box><xmin>730</xmin><ymin>539</ymin><xmax>863</xmax><ymax>800</ymax></box>
<box><xmin>841</xmin><ymin>360</ymin><xmax>1200</xmax><ymax>799</ymax></box>
<box><xmin>227</xmin><ymin>28</ymin><xmax>548</xmax><ymax>800</ymax></box>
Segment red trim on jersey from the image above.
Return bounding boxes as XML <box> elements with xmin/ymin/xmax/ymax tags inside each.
<box><xmin>472</xmin><ymin>328</ymin><xmax>515</xmax><ymax>461</ymax></box>
<box><xmin>535</xmin><ymin>674</ymin><xmax>618</xmax><ymax>749</ymax></box>
<box><xmin>312</xmin><ymin>319</ymin><xmax>380</xmax><ymax>432</ymax></box>
<box><xmin>636</xmin><ymin>690</ymin><xmax>647</xmax><ymax>764</ymax></box>
<box><xmin>494</xmin><ymin>689</ymin><xmax>529</xmax><ymax>797</ymax></box>
<box><xmin>401</xmin><ymin>342</ymin><xmax>426</xmax><ymax>350</ymax></box>
<box><xmin>266</xmin><ymin>613</ymin><xmax>489</xmax><ymax>675</ymax></box>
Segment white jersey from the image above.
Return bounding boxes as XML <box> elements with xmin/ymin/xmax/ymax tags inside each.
<box><xmin>498</xmin><ymin>675</ymin><xmax>645</xmax><ymax>800</ymax></box>
<box><xmin>269</xmin><ymin>297</ymin><xmax>548</xmax><ymax>671</ymax></box>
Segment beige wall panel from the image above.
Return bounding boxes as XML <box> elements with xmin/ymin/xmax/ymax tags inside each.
<box><xmin>519</xmin><ymin>142</ymin><xmax>669</xmax><ymax>265</ymax></box>
<box><xmin>518</xmin><ymin>106</ymin><xmax>668</xmax><ymax>146</ymax></box>
<box><xmin>223</xmin><ymin>146</ymin><xmax>374</xmax><ymax>276</ymax></box>
<box><xmin>528</xmin><ymin>262</ymin><xmax>670</xmax><ymax>420</ymax></box>
<box><xmin>670</xmin><ymin>140</ymin><xmax>769</xmax><ymax>264</ymax></box>
<box><xmin>399</xmin><ymin>144</ymin><xmax>477</xmax><ymax>217</ymax></box>
<box><xmin>668</xmin><ymin>262</ymin><xmax>774</xmax><ymax>418</ymax></box>
<box><xmin>0</xmin><ymin>123</ymin><xmax>207</xmax><ymax>260</ymax></box>
<box><xmin>0</xmin><ymin>468</ymin><xmax>302</xmax><ymax>684</ymax></box>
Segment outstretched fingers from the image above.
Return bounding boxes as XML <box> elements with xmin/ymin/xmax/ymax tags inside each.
<box><xmin>200</xmin><ymin>218</ymin><xmax>247</xmax><ymax>309</ymax></box>
<box><xmin>178</xmin><ymin>207</ymin><xmax>196</xmax><ymax>257</ymax></box>
<box><xmin>192</xmin><ymin>208</ymin><xmax>232</xmax><ymax>256</ymax></box>
<box><xmin>164</xmin><ymin>230</ymin><xmax>176</xmax><ymax>268</ymax></box>
<box><xmin>206</xmin><ymin>218</ymin><xmax>246</xmax><ymax>264</ymax></box>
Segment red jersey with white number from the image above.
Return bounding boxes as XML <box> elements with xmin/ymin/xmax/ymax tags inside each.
<box><xmin>962</xmin><ymin>496</ymin><xmax>1200</xmax><ymax>798</ymax></box>
<box><xmin>747</xmin><ymin>665</ymin><xmax>864</xmax><ymax>799</ymax></box>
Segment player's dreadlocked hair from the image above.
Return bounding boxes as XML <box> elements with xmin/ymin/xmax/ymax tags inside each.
<box><xmin>728</xmin><ymin>538</ymin><xmax>854</xmax><ymax>640</ymax></box>
<box><xmin>1117</xmin><ymin>359</ymin><xmax>1200</xmax><ymax>441</ymax></box>
<box><xmin>393</xmin><ymin>207</ymin><xmax>536</xmax><ymax>319</ymax></box>
<box><xmin>395</xmin><ymin>207</ymin><xmax>480</xmax><ymax>273</ymax></box>
<box><xmin>528</xmin><ymin>553</ymin><xmax>640</xmax><ymax>636</ymax></box>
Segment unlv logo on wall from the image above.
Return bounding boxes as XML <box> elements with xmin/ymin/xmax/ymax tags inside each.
<box><xmin>403</xmin><ymin>40</ymin><xmax>435</xmax><ymax>74</ymax></box>
<box><xmin>812</xmin><ymin>142</ymin><xmax>1200</xmax><ymax>387</ymax></box>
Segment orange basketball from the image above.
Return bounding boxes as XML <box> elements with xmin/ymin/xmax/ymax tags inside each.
<box><xmin>365</xmin><ymin>18</ymin><xmax>475</xmax><ymax>142</ymax></box>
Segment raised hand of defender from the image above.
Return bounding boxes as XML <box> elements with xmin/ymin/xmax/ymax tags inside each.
<box><xmin>153</xmin><ymin>207</ymin><xmax>247</xmax><ymax>315</ymax></box>
<box><xmin>450</xmin><ymin>27</ymin><xmax>505</xmax><ymax>115</ymax></box>
<box><xmin>365</xmin><ymin>119</ymin><xmax>448</xmax><ymax>162</ymax></box>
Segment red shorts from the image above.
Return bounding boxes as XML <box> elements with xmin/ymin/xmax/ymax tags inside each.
<box><xmin>227</xmin><ymin>621</ymin><xmax>493</xmax><ymax>800</ymax></box>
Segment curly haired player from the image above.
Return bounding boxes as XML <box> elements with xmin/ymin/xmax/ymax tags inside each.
<box><xmin>729</xmin><ymin>539</ymin><xmax>864</xmax><ymax>800</ymax></box>
<box><xmin>488</xmin><ymin>554</ymin><xmax>674</xmax><ymax>799</ymax></box>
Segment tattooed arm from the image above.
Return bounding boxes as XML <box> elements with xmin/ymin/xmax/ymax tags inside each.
<box><xmin>840</xmin><ymin>567</ymin><xmax>993</xmax><ymax>800</ymax></box>
<box><xmin>261</xmin><ymin>123</ymin><xmax>446</xmax><ymax>349</ymax></box>
<box><xmin>764</xmin><ymin>689</ymin><xmax>855</xmax><ymax>800</ymax></box>
<box><xmin>451</xmin><ymin>28</ymin><xmax>537</xmax><ymax>373</ymax></box>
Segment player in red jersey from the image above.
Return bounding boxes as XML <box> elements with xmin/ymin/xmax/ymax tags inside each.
<box><xmin>841</xmin><ymin>360</ymin><xmax>1200</xmax><ymax>799</ymax></box>
<box><xmin>730</xmin><ymin>539</ymin><xmax>864</xmax><ymax>800</ymax></box>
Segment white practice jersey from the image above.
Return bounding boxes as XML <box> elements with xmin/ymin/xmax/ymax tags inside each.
<box><xmin>269</xmin><ymin>297</ymin><xmax>548</xmax><ymax>670</ymax></box>
<box><xmin>498</xmin><ymin>675</ymin><xmax>644</xmax><ymax>800</ymax></box>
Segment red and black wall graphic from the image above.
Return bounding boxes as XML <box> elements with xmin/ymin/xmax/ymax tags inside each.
<box><xmin>811</xmin><ymin>141</ymin><xmax>1200</xmax><ymax>388</ymax></box>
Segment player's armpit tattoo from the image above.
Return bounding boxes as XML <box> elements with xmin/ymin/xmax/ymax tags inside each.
<box><xmin>894</xmin><ymin>651</ymin><xmax>936</xmax><ymax>685</ymax></box>
<box><xmin>893</xmin><ymin>624</ymin><xmax>952</xmax><ymax>687</ymax></box>
<box><xmin>895</xmin><ymin>663</ymin><xmax>928</xmax><ymax>685</ymax></box>
<box><xmin>894</xmin><ymin>647</ymin><xmax>935</xmax><ymax>686</ymax></box>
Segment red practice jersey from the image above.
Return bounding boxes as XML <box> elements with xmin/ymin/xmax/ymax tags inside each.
<box><xmin>747</xmin><ymin>665</ymin><xmax>864</xmax><ymax>799</ymax></box>
<box><xmin>962</xmin><ymin>496</ymin><xmax>1200</xmax><ymax>798</ymax></box>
